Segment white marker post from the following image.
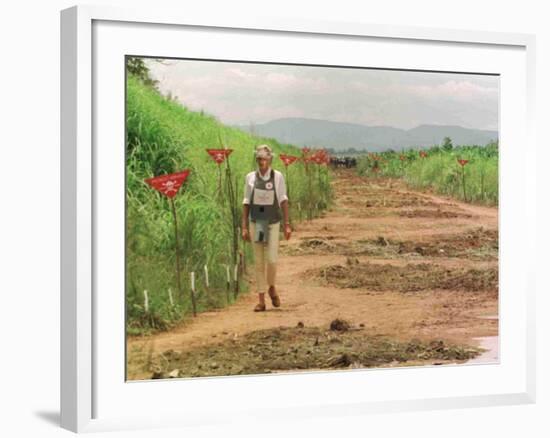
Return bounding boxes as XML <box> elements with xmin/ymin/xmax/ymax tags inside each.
<box><xmin>204</xmin><ymin>264</ymin><xmax>210</xmax><ymax>290</ymax></box>
<box><xmin>190</xmin><ymin>272</ymin><xmax>197</xmax><ymax>316</ymax></box>
<box><xmin>143</xmin><ymin>289</ymin><xmax>149</xmax><ymax>313</ymax></box>
<box><xmin>168</xmin><ymin>288</ymin><xmax>174</xmax><ymax>307</ymax></box>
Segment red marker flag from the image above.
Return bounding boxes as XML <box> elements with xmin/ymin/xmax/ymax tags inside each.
<box><xmin>316</xmin><ymin>150</ymin><xmax>330</xmax><ymax>165</ymax></box>
<box><xmin>279</xmin><ymin>154</ymin><xmax>299</xmax><ymax>167</ymax></box>
<box><xmin>206</xmin><ymin>149</ymin><xmax>233</xmax><ymax>165</ymax></box>
<box><xmin>144</xmin><ymin>170</ymin><xmax>190</xmax><ymax>198</ymax></box>
<box><xmin>307</xmin><ymin>149</ymin><xmax>327</xmax><ymax>165</ymax></box>
<box><xmin>457</xmin><ymin>159</ymin><xmax>469</xmax><ymax>167</ymax></box>
<box><xmin>311</xmin><ymin>155</ymin><xmax>323</xmax><ymax>165</ymax></box>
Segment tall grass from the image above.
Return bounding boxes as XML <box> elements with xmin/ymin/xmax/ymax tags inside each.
<box><xmin>126</xmin><ymin>75</ymin><xmax>332</xmax><ymax>335</ymax></box>
<box><xmin>357</xmin><ymin>143</ymin><xmax>498</xmax><ymax>206</ymax></box>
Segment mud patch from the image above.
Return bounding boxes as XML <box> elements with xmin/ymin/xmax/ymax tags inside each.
<box><xmin>330</xmin><ymin>318</ymin><xmax>351</xmax><ymax>331</ymax></box>
<box><xmin>146</xmin><ymin>325</ymin><xmax>482</xmax><ymax>379</ymax></box>
<box><xmin>351</xmin><ymin>209</ymin><xmax>397</xmax><ymax>218</ymax></box>
<box><xmin>284</xmin><ymin>226</ymin><xmax>497</xmax><ymax>261</ymax></box>
<box><xmin>308</xmin><ymin>261</ymin><xmax>498</xmax><ymax>293</ymax></box>
<box><xmin>300</xmin><ymin>235</ymin><xmax>343</xmax><ymax>241</ymax></box>
<box><xmin>383</xmin><ymin>226</ymin><xmax>498</xmax><ymax>259</ymax></box>
<box><xmin>334</xmin><ymin>175</ymin><xmax>442</xmax><ymax>213</ymax></box>
<box><xmin>365</xmin><ymin>195</ymin><xmax>439</xmax><ymax>208</ymax></box>
<box><xmin>398</xmin><ymin>208</ymin><xmax>473</xmax><ymax>219</ymax></box>
<box><xmin>298</xmin><ymin>238</ymin><xmax>336</xmax><ymax>252</ymax></box>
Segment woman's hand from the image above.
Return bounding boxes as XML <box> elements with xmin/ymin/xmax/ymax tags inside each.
<box><xmin>284</xmin><ymin>224</ymin><xmax>292</xmax><ymax>240</ymax></box>
<box><xmin>242</xmin><ymin>227</ymin><xmax>250</xmax><ymax>241</ymax></box>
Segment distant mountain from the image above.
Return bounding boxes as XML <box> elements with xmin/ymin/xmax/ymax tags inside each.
<box><xmin>233</xmin><ymin>117</ymin><xmax>498</xmax><ymax>152</ymax></box>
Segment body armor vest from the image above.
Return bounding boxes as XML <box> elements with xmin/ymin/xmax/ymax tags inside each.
<box><xmin>250</xmin><ymin>169</ymin><xmax>282</xmax><ymax>225</ymax></box>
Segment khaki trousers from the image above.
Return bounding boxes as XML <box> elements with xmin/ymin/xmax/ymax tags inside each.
<box><xmin>249</xmin><ymin>221</ymin><xmax>280</xmax><ymax>293</ymax></box>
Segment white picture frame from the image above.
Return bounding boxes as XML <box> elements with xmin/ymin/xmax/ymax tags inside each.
<box><xmin>60</xmin><ymin>4</ymin><xmax>537</xmax><ymax>433</ymax></box>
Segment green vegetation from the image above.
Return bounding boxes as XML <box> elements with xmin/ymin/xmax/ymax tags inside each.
<box><xmin>126</xmin><ymin>65</ymin><xmax>332</xmax><ymax>335</ymax></box>
<box><xmin>357</xmin><ymin>142</ymin><xmax>498</xmax><ymax>205</ymax></box>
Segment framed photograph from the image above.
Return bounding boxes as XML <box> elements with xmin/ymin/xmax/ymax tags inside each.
<box><xmin>61</xmin><ymin>4</ymin><xmax>536</xmax><ymax>433</ymax></box>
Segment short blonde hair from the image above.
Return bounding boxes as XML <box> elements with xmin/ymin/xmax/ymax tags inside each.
<box><xmin>255</xmin><ymin>144</ymin><xmax>273</xmax><ymax>159</ymax></box>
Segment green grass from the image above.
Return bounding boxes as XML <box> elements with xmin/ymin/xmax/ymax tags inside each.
<box><xmin>356</xmin><ymin>143</ymin><xmax>498</xmax><ymax>206</ymax></box>
<box><xmin>126</xmin><ymin>75</ymin><xmax>332</xmax><ymax>335</ymax></box>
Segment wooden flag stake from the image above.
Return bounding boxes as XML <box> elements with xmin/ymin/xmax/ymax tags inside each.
<box><xmin>169</xmin><ymin>197</ymin><xmax>183</xmax><ymax>302</ymax></box>
<box><xmin>225</xmin><ymin>264</ymin><xmax>231</xmax><ymax>304</ymax></box>
<box><xmin>233</xmin><ymin>263</ymin><xmax>239</xmax><ymax>298</ymax></box>
<box><xmin>144</xmin><ymin>170</ymin><xmax>190</xmax><ymax>306</ymax></box>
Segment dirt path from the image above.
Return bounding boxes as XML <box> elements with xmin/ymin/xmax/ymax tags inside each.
<box><xmin>127</xmin><ymin>169</ymin><xmax>498</xmax><ymax>380</ymax></box>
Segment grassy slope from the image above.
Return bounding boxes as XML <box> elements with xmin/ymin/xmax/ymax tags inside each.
<box><xmin>126</xmin><ymin>75</ymin><xmax>331</xmax><ymax>334</ymax></box>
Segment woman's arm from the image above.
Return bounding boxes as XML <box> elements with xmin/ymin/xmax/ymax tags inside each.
<box><xmin>281</xmin><ymin>200</ymin><xmax>290</xmax><ymax>225</ymax></box>
<box><xmin>242</xmin><ymin>204</ymin><xmax>250</xmax><ymax>241</ymax></box>
<box><xmin>281</xmin><ymin>200</ymin><xmax>291</xmax><ymax>240</ymax></box>
<box><xmin>275</xmin><ymin>171</ymin><xmax>291</xmax><ymax>240</ymax></box>
<box><xmin>242</xmin><ymin>173</ymin><xmax>252</xmax><ymax>241</ymax></box>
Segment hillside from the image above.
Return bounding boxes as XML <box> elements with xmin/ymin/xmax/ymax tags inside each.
<box><xmin>234</xmin><ymin>117</ymin><xmax>498</xmax><ymax>152</ymax></box>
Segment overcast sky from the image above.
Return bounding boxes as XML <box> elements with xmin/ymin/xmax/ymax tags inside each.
<box><xmin>145</xmin><ymin>58</ymin><xmax>499</xmax><ymax>131</ymax></box>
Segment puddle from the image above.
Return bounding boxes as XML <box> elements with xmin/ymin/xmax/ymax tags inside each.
<box><xmin>466</xmin><ymin>336</ymin><xmax>499</xmax><ymax>364</ymax></box>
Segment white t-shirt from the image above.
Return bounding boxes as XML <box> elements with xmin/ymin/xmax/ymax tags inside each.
<box><xmin>242</xmin><ymin>167</ymin><xmax>288</xmax><ymax>206</ymax></box>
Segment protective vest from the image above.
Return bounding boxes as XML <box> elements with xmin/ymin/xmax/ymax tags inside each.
<box><xmin>250</xmin><ymin>169</ymin><xmax>282</xmax><ymax>224</ymax></box>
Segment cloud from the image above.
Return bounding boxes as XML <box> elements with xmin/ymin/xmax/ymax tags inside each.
<box><xmin>145</xmin><ymin>59</ymin><xmax>499</xmax><ymax>130</ymax></box>
<box><xmin>405</xmin><ymin>80</ymin><xmax>498</xmax><ymax>102</ymax></box>
<box><xmin>226</xmin><ymin>67</ymin><xmax>257</xmax><ymax>80</ymax></box>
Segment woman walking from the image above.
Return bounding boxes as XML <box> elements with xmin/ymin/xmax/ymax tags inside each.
<box><xmin>242</xmin><ymin>145</ymin><xmax>292</xmax><ymax>311</ymax></box>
